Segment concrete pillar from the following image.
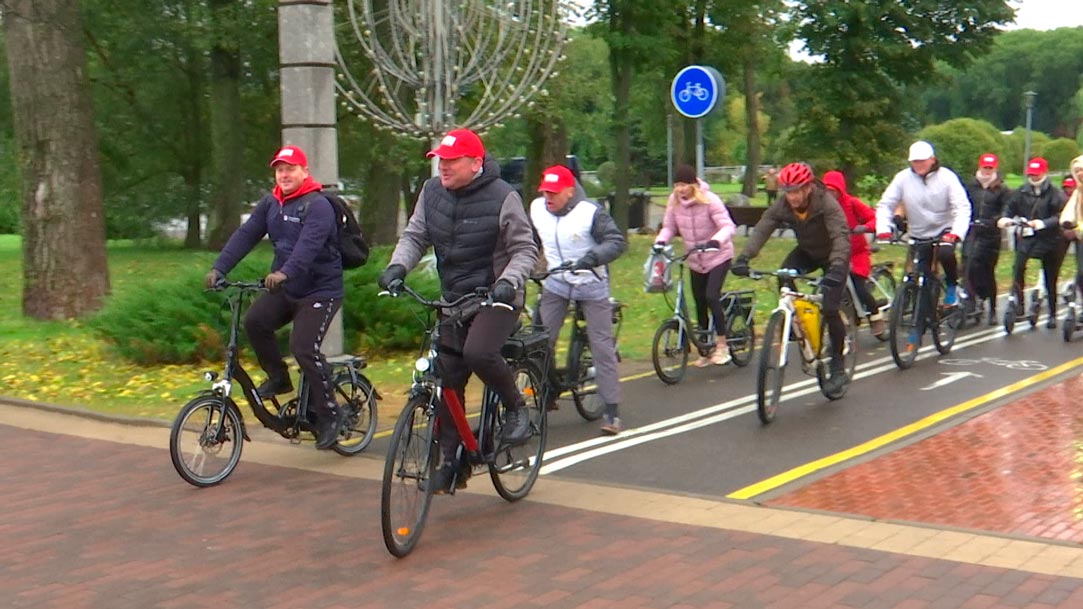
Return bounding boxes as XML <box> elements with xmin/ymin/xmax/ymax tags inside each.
<box><xmin>278</xmin><ymin>0</ymin><xmax>343</xmax><ymax>355</ymax></box>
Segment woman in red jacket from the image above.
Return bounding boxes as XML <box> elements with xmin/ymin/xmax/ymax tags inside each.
<box><xmin>822</xmin><ymin>171</ymin><xmax>885</xmax><ymax>337</ymax></box>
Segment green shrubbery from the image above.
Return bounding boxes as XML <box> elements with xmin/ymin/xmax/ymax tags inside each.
<box><xmin>91</xmin><ymin>245</ymin><xmax>444</xmax><ymax>365</ymax></box>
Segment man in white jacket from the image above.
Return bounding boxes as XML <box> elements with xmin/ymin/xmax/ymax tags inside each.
<box><xmin>875</xmin><ymin>140</ymin><xmax>972</xmax><ymax>308</ymax></box>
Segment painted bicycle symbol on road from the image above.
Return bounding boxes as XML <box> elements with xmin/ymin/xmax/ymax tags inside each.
<box><xmin>677</xmin><ymin>81</ymin><xmax>710</xmax><ymax>103</ymax></box>
<box><xmin>939</xmin><ymin>357</ymin><xmax>1047</xmax><ymax>371</ymax></box>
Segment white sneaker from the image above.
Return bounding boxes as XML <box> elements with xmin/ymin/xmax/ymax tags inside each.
<box><xmin>694</xmin><ymin>355</ymin><xmax>712</xmax><ymax>368</ymax></box>
<box><xmin>710</xmin><ymin>348</ymin><xmax>732</xmax><ymax>365</ymax></box>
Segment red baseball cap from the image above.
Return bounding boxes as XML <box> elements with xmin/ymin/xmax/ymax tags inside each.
<box><xmin>426</xmin><ymin>128</ymin><xmax>485</xmax><ymax>159</ymax></box>
<box><xmin>1025</xmin><ymin>157</ymin><xmax>1049</xmax><ymax>176</ymax></box>
<box><xmin>538</xmin><ymin>165</ymin><xmax>576</xmax><ymax>193</ymax></box>
<box><xmin>1065</xmin><ymin>177</ymin><xmax>1077</xmax><ymax>188</ymax></box>
<box><xmin>978</xmin><ymin>153</ymin><xmax>998</xmax><ymax>168</ymax></box>
<box><xmin>269</xmin><ymin>145</ymin><xmax>308</xmax><ymax>167</ymax></box>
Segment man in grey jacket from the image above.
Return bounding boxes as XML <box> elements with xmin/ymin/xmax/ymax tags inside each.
<box><xmin>529</xmin><ymin>164</ymin><xmax>628</xmax><ymax>434</ymax></box>
<box><xmin>378</xmin><ymin>128</ymin><xmax>539</xmax><ymax>493</ymax></box>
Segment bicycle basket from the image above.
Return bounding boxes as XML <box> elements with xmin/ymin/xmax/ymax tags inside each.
<box><xmin>501</xmin><ymin>325</ymin><xmax>550</xmax><ymax>361</ymax></box>
<box><xmin>643</xmin><ymin>247</ymin><xmax>674</xmax><ymax>293</ymax></box>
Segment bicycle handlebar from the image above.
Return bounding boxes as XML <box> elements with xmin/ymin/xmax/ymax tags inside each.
<box><xmin>528</xmin><ymin>261</ymin><xmax>601</xmax><ymax>284</ymax></box>
<box><xmin>206</xmin><ymin>279</ymin><xmax>267</xmax><ymax>292</ymax></box>
<box><xmin>378</xmin><ymin>282</ymin><xmax>514</xmax><ymax>312</ymax></box>
<box><xmin>654</xmin><ymin>244</ymin><xmax>721</xmax><ymax>263</ymax></box>
<box><xmin>746</xmin><ymin>268</ymin><xmax>821</xmax><ymax>282</ymax></box>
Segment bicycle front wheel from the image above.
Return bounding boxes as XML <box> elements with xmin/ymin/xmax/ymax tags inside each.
<box><xmin>652</xmin><ymin>319</ymin><xmax>689</xmax><ymax>385</ymax></box>
<box><xmin>756</xmin><ymin>311</ymin><xmax>788</xmax><ymax>424</ymax></box>
<box><xmin>381</xmin><ymin>396</ymin><xmax>437</xmax><ymax>558</ymax></box>
<box><xmin>169</xmin><ymin>396</ymin><xmax>244</xmax><ymax>487</ymax></box>
<box><xmin>889</xmin><ymin>283</ymin><xmax>920</xmax><ymax>370</ymax></box>
<box><xmin>331</xmin><ymin>372</ymin><xmax>378</xmax><ymax>456</ymax></box>
<box><xmin>491</xmin><ymin>360</ymin><xmax>548</xmax><ymax>502</ymax></box>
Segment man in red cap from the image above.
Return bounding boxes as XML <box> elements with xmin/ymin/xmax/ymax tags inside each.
<box><xmin>378</xmin><ymin>128</ymin><xmax>539</xmax><ymax>493</ymax></box>
<box><xmin>962</xmin><ymin>152</ymin><xmax>1011</xmax><ymax>325</ymax></box>
<box><xmin>529</xmin><ymin>165</ymin><xmax>627</xmax><ymax>434</ymax></box>
<box><xmin>997</xmin><ymin>157</ymin><xmax>1068</xmax><ymax>328</ymax></box>
<box><xmin>1063</xmin><ymin>176</ymin><xmax>1077</xmax><ymax>199</ymax></box>
<box><xmin>205</xmin><ymin>145</ymin><xmax>347</xmax><ymax>450</ymax></box>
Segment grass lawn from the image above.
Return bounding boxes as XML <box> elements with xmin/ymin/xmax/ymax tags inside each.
<box><xmin>0</xmin><ymin>228</ymin><xmax>1071</xmax><ymax>422</ymax></box>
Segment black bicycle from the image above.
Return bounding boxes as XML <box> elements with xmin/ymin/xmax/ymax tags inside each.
<box><xmin>169</xmin><ymin>280</ymin><xmax>379</xmax><ymax>487</ymax></box>
<box><xmin>526</xmin><ymin>262</ymin><xmax>624</xmax><ymax>421</ymax></box>
<box><xmin>379</xmin><ymin>283</ymin><xmax>549</xmax><ymax>558</ymax></box>
<box><xmin>886</xmin><ymin>232</ymin><xmax>961</xmax><ymax>370</ymax></box>
<box><xmin>650</xmin><ymin>245</ymin><xmax>756</xmax><ymax>385</ymax></box>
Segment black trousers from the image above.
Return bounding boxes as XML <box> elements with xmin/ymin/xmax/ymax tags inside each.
<box><xmin>244</xmin><ymin>290</ymin><xmax>341</xmax><ymax>417</ymax></box>
<box><xmin>1011</xmin><ymin>248</ymin><xmax>1061</xmax><ymax>316</ymax></box>
<box><xmin>689</xmin><ymin>260</ymin><xmax>731</xmax><ymax>336</ymax></box>
<box><xmin>780</xmin><ymin>248</ymin><xmax>846</xmax><ymax>359</ymax></box>
<box><xmin>435</xmin><ymin>306</ymin><xmax>522</xmax><ymax>457</ymax></box>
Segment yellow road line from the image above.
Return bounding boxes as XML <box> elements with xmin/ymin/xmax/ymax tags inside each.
<box><xmin>726</xmin><ymin>356</ymin><xmax>1083</xmax><ymax>501</ymax></box>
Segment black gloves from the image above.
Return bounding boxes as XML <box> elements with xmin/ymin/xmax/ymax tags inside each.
<box><xmin>573</xmin><ymin>252</ymin><xmax>598</xmax><ymax>271</ymax></box>
<box><xmin>820</xmin><ymin>264</ymin><xmax>848</xmax><ymax>289</ymax></box>
<box><xmin>651</xmin><ymin>242</ymin><xmax>666</xmax><ymax>254</ymax></box>
<box><xmin>731</xmin><ymin>256</ymin><xmax>750</xmax><ymax>277</ymax></box>
<box><xmin>204</xmin><ymin>269</ymin><xmax>223</xmax><ymax>289</ymax></box>
<box><xmin>491</xmin><ymin>279</ymin><xmax>516</xmax><ymax>305</ymax></box>
<box><xmin>699</xmin><ymin>240</ymin><xmax>721</xmax><ymax>250</ymax></box>
<box><xmin>378</xmin><ymin>264</ymin><xmax>406</xmax><ymax>290</ymax></box>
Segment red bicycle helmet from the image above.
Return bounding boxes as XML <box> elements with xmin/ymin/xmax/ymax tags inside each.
<box><xmin>778</xmin><ymin>162</ymin><xmax>814</xmax><ymax>191</ymax></box>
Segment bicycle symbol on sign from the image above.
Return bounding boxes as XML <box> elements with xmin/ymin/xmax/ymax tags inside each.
<box><xmin>677</xmin><ymin>81</ymin><xmax>710</xmax><ymax>103</ymax></box>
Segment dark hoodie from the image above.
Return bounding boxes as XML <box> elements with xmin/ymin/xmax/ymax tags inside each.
<box><xmin>1004</xmin><ymin>177</ymin><xmax>1068</xmax><ymax>258</ymax></box>
<box><xmin>212</xmin><ymin>175</ymin><xmax>343</xmax><ymax>299</ymax></box>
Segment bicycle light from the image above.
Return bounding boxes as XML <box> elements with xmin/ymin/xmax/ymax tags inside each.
<box><xmin>415</xmin><ymin>357</ymin><xmax>431</xmax><ymax>373</ymax></box>
<box><xmin>204</xmin><ymin>371</ymin><xmax>218</xmax><ymax>382</ymax></box>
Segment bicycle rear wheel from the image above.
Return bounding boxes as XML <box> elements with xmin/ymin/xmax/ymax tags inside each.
<box><xmin>170</xmin><ymin>396</ymin><xmax>244</xmax><ymax>487</ymax></box>
<box><xmin>816</xmin><ymin>302</ymin><xmax>858</xmax><ymax>400</ymax></box>
<box><xmin>725</xmin><ymin>309</ymin><xmax>755</xmax><ymax>367</ymax></box>
<box><xmin>331</xmin><ymin>372</ymin><xmax>378</xmax><ymax>456</ymax></box>
<box><xmin>651</xmin><ymin>319</ymin><xmax>689</xmax><ymax>385</ymax></box>
<box><xmin>490</xmin><ymin>360</ymin><xmax>548</xmax><ymax>502</ymax></box>
<box><xmin>568</xmin><ymin>338</ymin><xmax>604</xmax><ymax>421</ymax></box>
<box><xmin>381</xmin><ymin>396</ymin><xmax>437</xmax><ymax>558</ymax></box>
<box><xmin>889</xmin><ymin>283</ymin><xmax>920</xmax><ymax>369</ymax></box>
<box><xmin>756</xmin><ymin>311</ymin><xmax>787</xmax><ymax>424</ymax></box>
<box><xmin>931</xmin><ymin>282</ymin><xmax>957</xmax><ymax>354</ymax></box>
<box><xmin>1064</xmin><ymin>308</ymin><xmax>1077</xmax><ymax>342</ymax></box>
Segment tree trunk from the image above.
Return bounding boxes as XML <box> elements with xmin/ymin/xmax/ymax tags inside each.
<box><xmin>3</xmin><ymin>0</ymin><xmax>110</xmax><ymax>319</ymax></box>
<box><xmin>362</xmin><ymin>132</ymin><xmax>402</xmax><ymax>246</ymax></box>
<box><xmin>741</xmin><ymin>58</ymin><xmax>762</xmax><ymax>198</ymax></box>
<box><xmin>526</xmin><ymin>115</ymin><xmax>568</xmax><ymax>202</ymax></box>
<box><xmin>609</xmin><ymin>50</ymin><xmax>632</xmax><ymax>231</ymax></box>
<box><xmin>206</xmin><ymin>0</ymin><xmax>244</xmax><ymax>250</ymax></box>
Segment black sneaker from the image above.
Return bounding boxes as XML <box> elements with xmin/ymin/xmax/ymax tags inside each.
<box><xmin>500</xmin><ymin>406</ymin><xmax>531</xmax><ymax>445</ymax></box>
<box><xmin>1047</xmin><ymin>316</ymin><xmax>1057</xmax><ymax>329</ymax></box>
<box><xmin>314</xmin><ymin>408</ymin><xmax>346</xmax><ymax>450</ymax></box>
<box><xmin>421</xmin><ymin>463</ymin><xmax>469</xmax><ymax>495</ymax></box>
<box><xmin>822</xmin><ymin>359</ymin><xmax>849</xmax><ymax>395</ymax></box>
<box><xmin>256</xmin><ymin>377</ymin><xmax>294</xmax><ymax>399</ymax></box>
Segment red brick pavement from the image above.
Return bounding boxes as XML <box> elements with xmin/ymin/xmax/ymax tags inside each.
<box><xmin>770</xmin><ymin>373</ymin><xmax>1083</xmax><ymax>544</ymax></box>
<box><xmin>4</xmin><ymin>424</ymin><xmax>1083</xmax><ymax>609</ymax></box>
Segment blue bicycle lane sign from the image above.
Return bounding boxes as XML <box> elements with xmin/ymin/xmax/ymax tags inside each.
<box><xmin>670</xmin><ymin>65</ymin><xmax>725</xmax><ymax>119</ymax></box>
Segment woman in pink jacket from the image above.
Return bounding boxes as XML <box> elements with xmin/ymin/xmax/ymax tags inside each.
<box><xmin>655</xmin><ymin>165</ymin><xmax>737</xmax><ymax>366</ymax></box>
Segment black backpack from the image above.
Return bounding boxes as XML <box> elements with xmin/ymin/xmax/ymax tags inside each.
<box><xmin>298</xmin><ymin>192</ymin><xmax>370</xmax><ymax>269</ymax></box>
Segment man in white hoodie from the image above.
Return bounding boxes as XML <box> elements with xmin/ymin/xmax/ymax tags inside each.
<box><xmin>875</xmin><ymin>140</ymin><xmax>972</xmax><ymax>309</ymax></box>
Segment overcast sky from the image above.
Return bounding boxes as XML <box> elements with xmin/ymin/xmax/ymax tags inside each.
<box><xmin>1008</xmin><ymin>0</ymin><xmax>1083</xmax><ymax>31</ymax></box>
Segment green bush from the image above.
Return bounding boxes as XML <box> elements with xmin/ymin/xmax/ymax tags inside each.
<box><xmin>92</xmin><ymin>244</ymin><xmax>447</xmax><ymax>365</ymax></box>
<box><xmin>90</xmin><ymin>256</ymin><xmax>273</xmax><ymax>365</ymax></box>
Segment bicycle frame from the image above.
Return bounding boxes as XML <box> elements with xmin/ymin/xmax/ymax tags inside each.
<box><xmin>660</xmin><ymin>250</ymin><xmax>719</xmax><ymax>353</ymax></box>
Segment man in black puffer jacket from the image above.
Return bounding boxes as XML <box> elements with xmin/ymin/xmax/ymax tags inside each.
<box><xmin>378</xmin><ymin>128</ymin><xmax>539</xmax><ymax>494</ymax></box>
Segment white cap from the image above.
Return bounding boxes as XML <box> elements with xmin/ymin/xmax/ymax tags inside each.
<box><xmin>908</xmin><ymin>141</ymin><xmax>935</xmax><ymax>162</ymax></box>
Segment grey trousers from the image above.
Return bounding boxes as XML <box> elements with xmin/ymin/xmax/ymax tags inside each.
<box><xmin>538</xmin><ymin>291</ymin><xmax>622</xmax><ymax>406</ymax></box>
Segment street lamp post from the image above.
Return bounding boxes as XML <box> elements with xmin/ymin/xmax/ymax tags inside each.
<box><xmin>1023</xmin><ymin>90</ymin><xmax>1037</xmax><ymax>174</ymax></box>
